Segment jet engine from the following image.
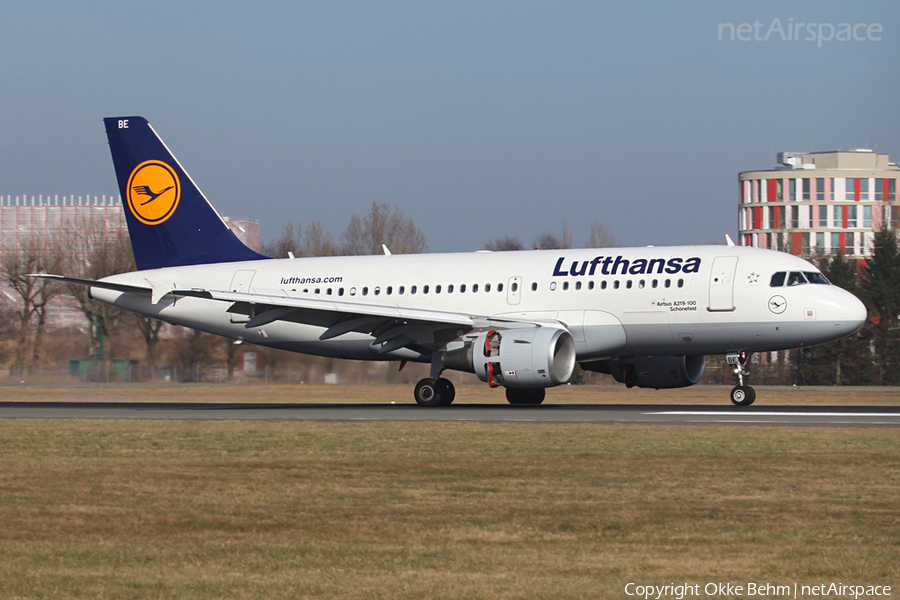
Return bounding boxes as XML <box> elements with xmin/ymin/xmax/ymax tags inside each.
<box><xmin>443</xmin><ymin>327</ymin><xmax>576</xmax><ymax>388</ymax></box>
<box><xmin>581</xmin><ymin>355</ymin><xmax>707</xmax><ymax>389</ymax></box>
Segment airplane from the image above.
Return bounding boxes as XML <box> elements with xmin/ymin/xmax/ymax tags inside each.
<box><xmin>35</xmin><ymin>116</ymin><xmax>868</xmax><ymax>406</ymax></box>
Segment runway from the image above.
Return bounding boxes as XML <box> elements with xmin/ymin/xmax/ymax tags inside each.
<box><xmin>0</xmin><ymin>402</ymin><xmax>898</xmax><ymax>426</ymax></box>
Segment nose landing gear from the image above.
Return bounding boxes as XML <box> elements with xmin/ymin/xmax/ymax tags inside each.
<box><xmin>727</xmin><ymin>352</ymin><xmax>755</xmax><ymax>406</ymax></box>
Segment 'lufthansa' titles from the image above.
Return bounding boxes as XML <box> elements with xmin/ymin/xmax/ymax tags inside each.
<box><xmin>553</xmin><ymin>255</ymin><xmax>701</xmax><ymax>277</ymax></box>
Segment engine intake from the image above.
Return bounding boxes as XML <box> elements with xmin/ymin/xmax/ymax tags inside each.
<box><xmin>582</xmin><ymin>355</ymin><xmax>707</xmax><ymax>389</ymax></box>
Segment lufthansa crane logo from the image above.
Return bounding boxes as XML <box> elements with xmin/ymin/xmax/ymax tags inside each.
<box><xmin>126</xmin><ymin>160</ymin><xmax>181</xmax><ymax>225</ymax></box>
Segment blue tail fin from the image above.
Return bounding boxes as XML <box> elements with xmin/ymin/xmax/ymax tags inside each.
<box><xmin>104</xmin><ymin>116</ymin><xmax>267</xmax><ymax>270</ymax></box>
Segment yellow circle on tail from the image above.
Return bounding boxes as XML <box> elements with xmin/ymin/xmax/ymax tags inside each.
<box><xmin>126</xmin><ymin>160</ymin><xmax>181</xmax><ymax>225</ymax></box>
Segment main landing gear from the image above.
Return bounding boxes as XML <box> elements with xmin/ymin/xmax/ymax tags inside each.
<box><xmin>727</xmin><ymin>351</ymin><xmax>756</xmax><ymax>406</ymax></box>
<box><xmin>413</xmin><ymin>377</ymin><xmax>456</xmax><ymax>407</ymax></box>
<box><xmin>505</xmin><ymin>388</ymin><xmax>545</xmax><ymax>405</ymax></box>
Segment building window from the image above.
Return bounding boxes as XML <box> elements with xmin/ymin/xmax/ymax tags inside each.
<box><xmin>846</xmin><ymin>178</ymin><xmax>856</xmax><ymax>201</ymax></box>
<box><xmin>846</xmin><ymin>232</ymin><xmax>855</xmax><ymax>254</ymax></box>
<box><xmin>767</xmin><ymin>206</ymin><xmax>774</xmax><ymax>229</ymax></box>
<box><xmin>776</xmin><ymin>179</ymin><xmax>783</xmax><ymax>201</ymax></box>
<box><xmin>848</xmin><ymin>206</ymin><xmax>857</xmax><ymax>228</ymax></box>
<box><xmin>860</xmin><ymin>178</ymin><xmax>869</xmax><ymax>201</ymax></box>
<box><xmin>816</xmin><ymin>232</ymin><xmax>824</xmax><ymax>251</ymax></box>
<box><xmin>875</xmin><ymin>179</ymin><xmax>883</xmax><ymax>201</ymax></box>
<box><xmin>789</xmin><ymin>179</ymin><xmax>796</xmax><ymax>202</ymax></box>
<box><xmin>818</xmin><ymin>205</ymin><xmax>828</xmax><ymax>228</ymax></box>
<box><xmin>816</xmin><ymin>178</ymin><xmax>825</xmax><ymax>201</ymax></box>
<box><xmin>801</xmin><ymin>233</ymin><xmax>810</xmax><ymax>254</ymax></box>
<box><xmin>833</xmin><ymin>205</ymin><xmax>841</xmax><ymax>226</ymax></box>
<box><xmin>790</xmin><ymin>206</ymin><xmax>799</xmax><ymax>228</ymax></box>
<box><xmin>831</xmin><ymin>232</ymin><xmax>840</xmax><ymax>252</ymax></box>
<box><xmin>889</xmin><ymin>179</ymin><xmax>897</xmax><ymax>202</ymax></box>
<box><xmin>829</xmin><ymin>178</ymin><xmax>835</xmax><ymax>201</ymax></box>
<box><xmin>863</xmin><ymin>205</ymin><xmax>872</xmax><ymax>228</ymax></box>
<box><xmin>802</xmin><ymin>178</ymin><xmax>810</xmax><ymax>201</ymax></box>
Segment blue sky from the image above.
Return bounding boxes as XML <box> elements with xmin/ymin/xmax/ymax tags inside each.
<box><xmin>1</xmin><ymin>1</ymin><xmax>898</xmax><ymax>251</ymax></box>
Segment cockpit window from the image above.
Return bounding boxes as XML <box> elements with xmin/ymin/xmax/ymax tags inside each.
<box><xmin>804</xmin><ymin>272</ymin><xmax>830</xmax><ymax>285</ymax></box>
<box><xmin>770</xmin><ymin>272</ymin><xmax>786</xmax><ymax>287</ymax></box>
<box><xmin>787</xmin><ymin>271</ymin><xmax>808</xmax><ymax>286</ymax></box>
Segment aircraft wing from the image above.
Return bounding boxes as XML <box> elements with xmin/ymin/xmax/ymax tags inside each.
<box><xmin>30</xmin><ymin>273</ymin><xmax>552</xmax><ymax>353</ymax></box>
<box><xmin>176</xmin><ymin>287</ymin><xmax>537</xmax><ymax>353</ymax></box>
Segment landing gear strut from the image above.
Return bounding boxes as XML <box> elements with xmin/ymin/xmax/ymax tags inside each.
<box><xmin>727</xmin><ymin>352</ymin><xmax>755</xmax><ymax>406</ymax></box>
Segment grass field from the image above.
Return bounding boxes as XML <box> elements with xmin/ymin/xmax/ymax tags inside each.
<box><xmin>2</xmin><ymin>382</ymin><xmax>900</xmax><ymax>405</ymax></box>
<box><xmin>0</xmin><ymin>386</ymin><xmax>898</xmax><ymax>599</ymax></box>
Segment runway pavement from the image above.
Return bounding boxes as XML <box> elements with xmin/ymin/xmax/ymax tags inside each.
<box><xmin>0</xmin><ymin>402</ymin><xmax>898</xmax><ymax>426</ymax></box>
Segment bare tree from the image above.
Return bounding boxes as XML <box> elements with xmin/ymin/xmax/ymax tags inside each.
<box><xmin>62</xmin><ymin>229</ymin><xmax>135</xmax><ymax>367</ymax></box>
<box><xmin>586</xmin><ymin>220</ymin><xmax>621</xmax><ymax>248</ymax></box>
<box><xmin>532</xmin><ymin>221</ymin><xmax>573</xmax><ymax>250</ymax></box>
<box><xmin>340</xmin><ymin>202</ymin><xmax>427</xmax><ymax>255</ymax></box>
<box><xmin>261</xmin><ymin>223</ymin><xmax>302</xmax><ymax>258</ymax></box>
<box><xmin>483</xmin><ymin>235</ymin><xmax>525</xmax><ymax>251</ymax></box>
<box><xmin>262</xmin><ymin>221</ymin><xmax>337</xmax><ymax>258</ymax></box>
<box><xmin>2</xmin><ymin>235</ymin><xmax>64</xmax><ymax>376</ymax></box>
<box><xmin>136</xmin><ymin>315</ymin><xmax>164</xmax><ymax>378</ymax></box>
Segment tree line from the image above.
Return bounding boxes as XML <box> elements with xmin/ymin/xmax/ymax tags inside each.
<box><xmin>797</xmin><ymin>228</ymin><xmax>900</xmax><ymax>386</ymax></box>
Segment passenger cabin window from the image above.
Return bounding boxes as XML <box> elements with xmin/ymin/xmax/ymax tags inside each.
<box><xmin>770</xmin><ymin>272</ymin><xmax>786</xmax><ymax>287</ymax></box>
<box><xmin>531</xmin><ymin>282</ymin><xmax>537</xmax><ymax>291</ymax></box>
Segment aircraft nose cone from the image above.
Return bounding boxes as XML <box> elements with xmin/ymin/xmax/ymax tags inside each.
<box><xmin>845</xmin><ymin>292</ymin><xmax>868</xmax><ymax>332</ymax></box>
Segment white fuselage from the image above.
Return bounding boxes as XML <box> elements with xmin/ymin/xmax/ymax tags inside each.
<box><xmin>93</xmin><ymin>245</ymin><xmax>867</xmax><ymax>364</ymax></box>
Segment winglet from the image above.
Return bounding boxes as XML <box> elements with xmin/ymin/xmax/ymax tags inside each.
<box><xmin>725</xmin><ymin>234</ymin><xmax>735</xmax><ymax>247</ymax></box>
<box><xmin>382</xmin><ymin>244</ymin><xmax>392</xmax><ymax>256</ymax></box>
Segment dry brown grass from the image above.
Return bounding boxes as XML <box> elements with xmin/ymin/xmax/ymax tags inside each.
<box><xmin>1</xmin><ymin>383</ymin><xmax>900</xmax><ymax>405</ymax></box>
<box><xmin>0</xmin><ymin>420</ymin><xmax>897</xmax><ymax>599</ymax></box>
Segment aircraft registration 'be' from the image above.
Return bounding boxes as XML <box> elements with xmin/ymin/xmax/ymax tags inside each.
<box><xmin>33</xmin><ymin>117</ymin><xmax>867</xmax><ymax>406</ymax></box>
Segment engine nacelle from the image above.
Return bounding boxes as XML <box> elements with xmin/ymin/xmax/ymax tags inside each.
<box><xmin>443</xmin><ymin>327</ymin><xmax>576</xmax><ymax>388</ymax></box>
<box><xmin>582</xmin><ymin>355</ymin><xmax>707</xmax><ymax>389</ymax></box>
